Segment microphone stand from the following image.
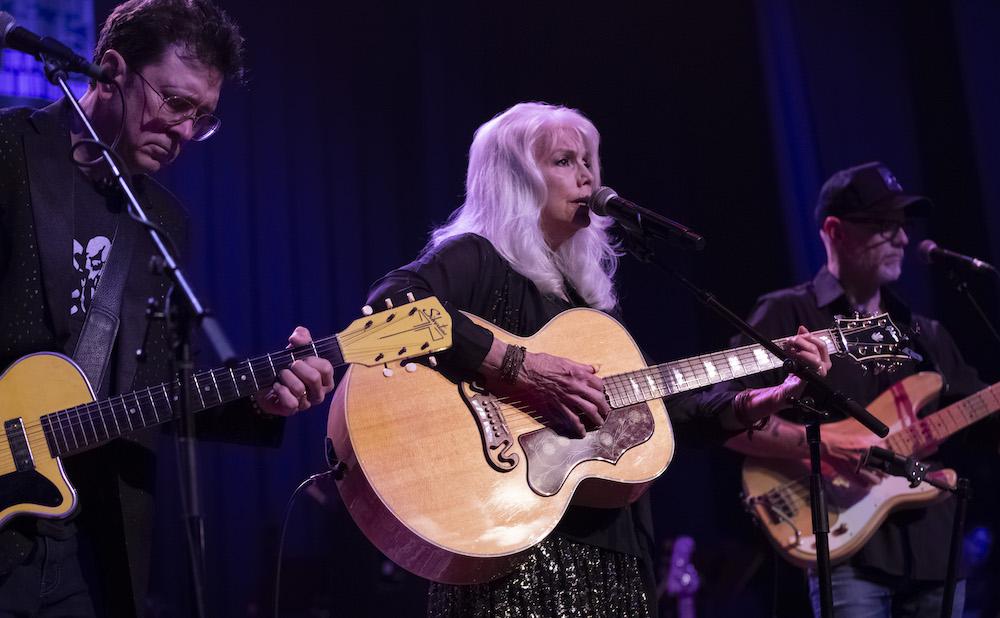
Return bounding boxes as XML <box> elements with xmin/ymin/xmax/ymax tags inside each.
<box><xmin>942</xmin><ymin>267</ymin><xmax>1000</xmax><ymax>348</ymax></box>
<box><xmin>619</xmin><ymin>229</ymin><xmax>889</xmax><ymax>618</ymax></box>
<box><xmin>860</xmin><ymin>448</ymin><xmax>970</xmax><ymax>618</ymax></box>
<box><xmin>44</xmin><ymin>59</ymin><xmax>237</xmax><ymax>618</ymax></box>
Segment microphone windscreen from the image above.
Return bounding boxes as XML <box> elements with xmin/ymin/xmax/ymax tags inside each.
<box><xmin>0</xmin><ymin>12</ymin><xmax>16</xmax><ymax>41</ymax></box>
<box><xmin>917</xmin><ymin>239</ymin><xmax>938</xmax><ymax>264</ymax></box>
<box><xmin>588</xmin><ymin>186</ymin><xmax>618</xmax><ymax>217</ymax></box>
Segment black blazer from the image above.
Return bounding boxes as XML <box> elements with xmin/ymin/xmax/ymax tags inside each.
<box><xmin>0</xmin><ymin>99</ymin><xmax>282</xmax><ymax>617</ymax></box>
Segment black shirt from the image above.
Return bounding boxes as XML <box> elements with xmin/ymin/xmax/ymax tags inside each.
<box><xmin>695</xmin><ymin>265</ymin><xmax>985</xmax><ymax>580</ymax></box>
<box><xmin>66</xmin><ymin>170</ymin><xmax>121</xmax><ymax>371</ymax></box>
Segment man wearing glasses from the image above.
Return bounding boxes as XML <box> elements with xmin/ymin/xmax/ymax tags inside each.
<box><xmin>0</xmin><ymin>1</ymin><xmax>333</xmax><ymax>616</ymax></box>
<box><xmin>691</xmin><ymin>162</ymin><xmax>984</xmax><ymax>616</ymax></box>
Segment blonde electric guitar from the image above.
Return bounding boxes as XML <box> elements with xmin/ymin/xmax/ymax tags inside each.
<box><xmin>327</xmin><ymin>308</ymin><xmax>909</xmax><ymax>584</ymax></box>
<box><xmin>743</xmin><ymin>371</ymin><xmax>1000</xmax><ymax>568</ymax></box>
<box><xmin>0</xmin><ymin>297</ymin><xmax>451</xmax><ymax>530</ymax></box>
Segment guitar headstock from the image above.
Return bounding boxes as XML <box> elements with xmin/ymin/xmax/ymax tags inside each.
<box><xmin>833</xmin><ymin>312</ymin><xmax>913</xmax><ymax>369</ymax></box>
<box><xmin>338</xmin><ymin>296</ymin><xmax>452</xmax><ymax>367</ymax></box>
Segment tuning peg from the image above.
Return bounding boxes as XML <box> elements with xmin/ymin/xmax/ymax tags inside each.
<box><xmin>384</xmin><ymin>298</ymin><xmax>394</xmax><ymax>309</ymax></box>
<box><xmin>405</xmin><ymin>363</ymin><xmax>417</xmax><ymax>373</ymax></box>
<box><xmin>383</xmin><ymin>366</ymin><xmax>394</xmax><ymax>377</ymax></box>
<box><xmin>428</xmin><ymin>356</ymin><xmax>438</xmax><ymax>367</ymax></box>
<box><xmin>361</xmin><ymin>304</ymin><xmax>374</xmax><ymax>316</ymax></box>
<box><xmin>406</xmin><ymin>292</ymin><xmax>415</xmax><ymax>302</ymax></box>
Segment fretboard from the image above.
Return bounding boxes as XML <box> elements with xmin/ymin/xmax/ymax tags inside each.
<box><xmin>40</xmin><ymin>335</ymin><xmax>345</xmax><ymax>458</ymax></box>
<box><xmin>883</xmin><ymin>381</ymin><xmax>1000</xmax><ymax>455</ymax></box>
<box><xmin>604</xmin><ymin>330</ymin><xmax>840</xmax><ymax>408</ymax></box>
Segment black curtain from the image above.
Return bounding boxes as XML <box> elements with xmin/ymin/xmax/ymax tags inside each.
<box><xmin>86</xmin><ymin>0</ymin><xmax>1000</xmax><ymax>615</ymax></box>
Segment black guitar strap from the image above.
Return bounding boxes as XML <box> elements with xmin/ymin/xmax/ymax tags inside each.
<box><xmin>72</xmin><ymin>214</ymin><xmax>138</xmax><ymax>398</ymax></box>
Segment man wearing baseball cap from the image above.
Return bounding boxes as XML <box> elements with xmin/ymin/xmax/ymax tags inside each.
<box><xmin>692</xmin><ymin>161</ymin><xmax>984</xmax><ymax>616</ymax></box>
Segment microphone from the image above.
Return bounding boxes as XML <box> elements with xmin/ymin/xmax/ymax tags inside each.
<box><xmin>588</xmin><ymin>186</ymin><xmax>706</xmax><ymax>250</ymax></box>
<box><xmin>859</xmin><ymin>446</ymin><xmax>929</xmax><ymax>488</ymax></box>
<box><xmin>0</xmin><ymin>12</ymin><xmax>111</xmax><ymax>83</ymax></box>
<box><xmin>919</xmin><ymin>240</ymin><xmax>997</xmax><ymax>276</ymax></box>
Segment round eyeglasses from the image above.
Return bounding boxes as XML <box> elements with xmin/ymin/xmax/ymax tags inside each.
<box><xmin>133</xmin><ymin>69</ymin><xmax>222</xmax><ymax>142</ymax></box>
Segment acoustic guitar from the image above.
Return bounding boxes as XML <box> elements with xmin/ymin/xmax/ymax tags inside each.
<box><xmin>0</xmin><ymin>297</ymin><xmax>451</xmax><ymax>530</ymax></box>
<box><xmin>328</xmin><ymin>308</ymin><xmax>909</xmax><ymax>584</ymax></box>
<box><xmin>743</xmin><ymin>371</ymin><xmax>1000</xmax><ymax>567</ymax></box>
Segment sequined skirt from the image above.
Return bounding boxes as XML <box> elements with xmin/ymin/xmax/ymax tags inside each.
<box><xmin>427</xmin><ymin>536</ymin><xmax>652</xmax><ymax>618</ymax></box>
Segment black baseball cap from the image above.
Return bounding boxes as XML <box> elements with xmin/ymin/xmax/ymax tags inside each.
<box><xmin>814</xmin><ymin>161</ymin><xmax>933</xmax><ymax>228</ymax></box>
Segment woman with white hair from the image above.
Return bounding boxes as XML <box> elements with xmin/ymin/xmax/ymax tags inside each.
<box><xmin>366</xmin><ymin>102</ymin><xmax>780</xmax><ymax>616</ymax></box>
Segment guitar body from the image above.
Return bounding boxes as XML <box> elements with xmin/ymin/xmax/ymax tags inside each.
<box><xmin>743</xmin><ymin>372</ymin><xmax>956</xmax><ymax>568</ymax></box>
<box><xmin>0</xmin><ymin>353</ymin><xmax>95</xmax><ymax>527</ymax></box>
<box><xmin>328</xmin><ymin>308</ymin><xmax>675</xmax><ymax>584</ymax></box>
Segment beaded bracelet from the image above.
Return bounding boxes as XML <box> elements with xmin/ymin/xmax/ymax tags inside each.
<box><xmin>733</xmin><ymin>389</ymin><xmax>769</xmax><ymax>440</ymax></box>
<box><xmin>500</xmin><ymin>344</ymin><xmax>526</xmax><ymax>384</ymax></box>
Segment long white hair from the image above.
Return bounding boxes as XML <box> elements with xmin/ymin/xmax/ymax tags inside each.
<box><xmin>430</xmin><ymin>102</ymin><xmax>620</xmax><ymax>310</ymax></box>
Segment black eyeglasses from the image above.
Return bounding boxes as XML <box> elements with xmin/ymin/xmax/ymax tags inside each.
<box><xmin>842</xmin><ymin>216</ymin><xmax>911</xmax><ymax>240</ymax></box>
<box><xmin>133</xmin><ymin>69</ymin><xmax>221</xmax><ymax>142</ymax></box>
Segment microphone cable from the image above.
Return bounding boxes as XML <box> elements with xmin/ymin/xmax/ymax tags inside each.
<box><xmin>273</xmin><ymin>470</ymin><xmax>335</xmax><ymax>618</ymax></box>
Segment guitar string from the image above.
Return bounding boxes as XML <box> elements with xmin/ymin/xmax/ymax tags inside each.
<box><xmin>15</xmin><ymin>320</ymin><xmax>872</xmax><ymax>444</ymax></box>
<box><xmin>15</xmin><ymin>334</ymin><xmax>880</xmax><ymax>450</ymax></box>
<box><xmin>16</xmin><ymin>339</ymin><xmax>885</xmax><ymax>454</ymax></box>
<box><xmin>14</xmin><ymin>305</ymin><xmax>445</xmax><ymax>445</ymax></box>
<box><xmin>11</xmin><ymin>323</ymin><xmax>894</xmax><ymax>452</ymax></box>
<box><xmin>754</xmin><ymin>387</ymin><xmax>1000</xmax><ymax>499</ymax></box>
<box><xmin>490</xmin><ymin>344</ymin><xmax>790</xmax><ymax>431</ymax></box>
<box><xmin>14</xmin><ymin>315</ymin><xmax>425</xmax><ymax>448</ymax></box>
<box><xmin>18</xmin><ymin>334</ymin><xmax>748</xmax><ymax>445</ymax></box>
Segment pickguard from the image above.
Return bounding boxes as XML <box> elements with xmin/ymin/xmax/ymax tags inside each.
<box><xmin>519</xmin><ymin>403</ymin><xmax>655</xmax><ymax>497</ymax></box>
<box><xmin>0</xmin><ymin>470</ymin><xmax>63</xmax><ymax>512</ymax></box>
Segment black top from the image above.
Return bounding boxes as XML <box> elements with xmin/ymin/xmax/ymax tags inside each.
<box><xmin>695</xmin><ymin>265</ymin><xmax>986</xmax><ymax>580</ymax></box>
<box><xmin>368</xmin><ymin>233</ymin><xmax>737</xmax><ymax>574</ymax></box>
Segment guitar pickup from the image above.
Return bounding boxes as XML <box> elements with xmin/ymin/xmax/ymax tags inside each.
<box><xmin>5</xmin><ymin>418</ymin><xmax>34</xmax><ymax>471</ymax></box>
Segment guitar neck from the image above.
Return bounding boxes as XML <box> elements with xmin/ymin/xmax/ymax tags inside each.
<box><xmin>884</xmin><ymin>380</ymin><xmax>1000</xmax><ymax>455</ymax></box>
<box><xmin>40</xmin><ymin>336</ymin><xmax>345</xmax><ymax>458</ymax></box>
<box><xmin>604</xmin><ymin>330</ymin><xmax>840</xmax><ymax>409</ymax></box>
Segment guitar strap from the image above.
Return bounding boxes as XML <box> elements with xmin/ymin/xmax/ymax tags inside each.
<box><xmin>72</xmin><ymin>213</ymin><xmax>138</xmax><ymax>399</ymax></box>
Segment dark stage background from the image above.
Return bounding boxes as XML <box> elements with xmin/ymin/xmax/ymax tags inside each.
<box><xmin>85</xmin><ymin>1</ymin><xmax>1000</xmax><ymax>616</ymax></box>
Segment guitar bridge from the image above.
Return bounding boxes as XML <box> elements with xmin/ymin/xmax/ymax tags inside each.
<box><xmin>5</xmin><ymin>418</ymin><xmax>34</xmax><ymax>471</ymax></box>
<box><xmin>459</xmin><ymin>382</ymin><xmax>519</xmax><ymax>472</ymax></box>
<box><xmin>747</xmin><ymin>487</ymin><xmax>802</xmax><ymax>547</ymax></box>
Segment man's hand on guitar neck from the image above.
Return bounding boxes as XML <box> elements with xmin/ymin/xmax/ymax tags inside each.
<box><xmin>254</xmin><ymin>326</ymin><xmax>336</xmax><ymax>416</ymax></box>
<box><xmin>480</xmin><ymin>338</ymin><xmax>610</xmax><ymax>438</ymax></box>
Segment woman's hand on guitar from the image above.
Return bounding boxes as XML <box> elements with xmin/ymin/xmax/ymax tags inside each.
<box><xmin>785</xmin><ymin>325</ymin><xmax>832</xmax><ymax>377</ymax></box>
<box><xmin>772</xmin><ymin>325</ymin><xmax>834</xmax><ymax>410</ymax></box>
<box><xmin>737</xmin><ymin>326</ymin><xmax>834</xmax><ymax>420</ymax></box>
<box><xmin>519</xmin><ymin>351</ymin><xmax>610</xmax><ymax>438</ymax></box>
<box><xmin>483</xmin><ymin>344</ymin><xmax>609</xmax><ymax>438</ymax></box>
